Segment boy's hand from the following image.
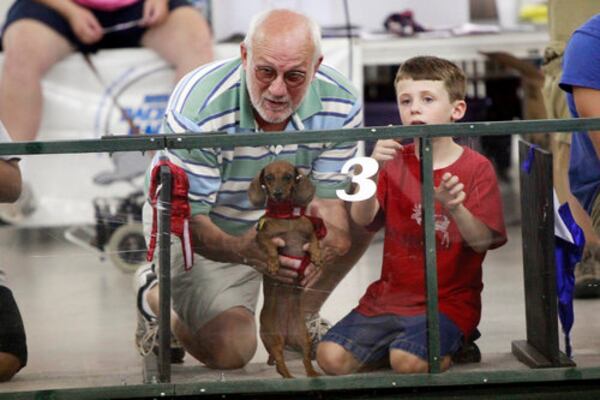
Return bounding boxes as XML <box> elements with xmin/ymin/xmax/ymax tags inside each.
<box><xmin>435</xmin><ymin>172</ymin><xmax>465</xmax><ymax>211</ymax></box>
<box><xmin>371</xmin><ymin>139</ymin><xmax>403</xmax><ymax>168</ymax></box>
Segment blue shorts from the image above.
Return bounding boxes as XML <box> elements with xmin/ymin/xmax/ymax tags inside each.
<box><xmin>1</xmin><ymin>0</ymin><xmax>193</xmax><ymax>53</ymax></box>
<box><xmin>322</xmin><ymin>310</ymin><xmax>463</xmax><ymax>365</ymax></box>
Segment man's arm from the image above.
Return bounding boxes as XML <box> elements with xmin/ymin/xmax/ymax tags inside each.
<box><xmin>190</xmin><ymin>214</ymin><xmax>301</xmax><ymax>284</ymax></box>
<box><xmin>573</xmin><ymin>86</ymin><xmax>600</xmax><ymax>159</ymax></box>
<box><xmin>0</xmin><ymin>160</ymin><xmax>21</xmax><ymax>203</ymax></box>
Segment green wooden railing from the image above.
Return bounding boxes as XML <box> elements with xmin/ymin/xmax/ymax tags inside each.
<box><xmin>0</xmin><ymin>118</ymin><xmax>599</xmax><ymax>400</ymax></box>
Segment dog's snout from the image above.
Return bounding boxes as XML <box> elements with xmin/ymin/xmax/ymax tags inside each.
<box><xmin>273</xmin><ymin>189</ymin><xmax>284</xmax><ymax>200</ymax></box>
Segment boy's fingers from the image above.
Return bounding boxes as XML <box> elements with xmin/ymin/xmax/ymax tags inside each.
<box><xmin>449</xmin><ymin>183</ymin><xmax>464</xmax><ymax>196</ymax></box>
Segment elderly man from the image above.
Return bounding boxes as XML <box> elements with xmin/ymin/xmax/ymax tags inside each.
<box><xmin>135</xmin><ymin>8</ymin><xmax>372</xmax><ymax>369</ymax></box>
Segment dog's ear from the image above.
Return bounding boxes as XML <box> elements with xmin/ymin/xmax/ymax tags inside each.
<box><xmin>248</xmin><ymin>169</ymin><xmax>267</xmax><ymax>206</ymax></box>
<box><xmin>292</xmin><ymin>167</ymin><xmax>315</xmax><ymax>207</ymax></box>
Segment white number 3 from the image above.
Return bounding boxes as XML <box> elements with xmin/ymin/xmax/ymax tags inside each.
<box><xmin>336</xmin><ymin>157</ymin><xmax>379</xmax><ymax>202</ymax></box>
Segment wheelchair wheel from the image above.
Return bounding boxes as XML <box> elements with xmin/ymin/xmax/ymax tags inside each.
<box><xmin>106</xmin><ymin>222</ymin><xmax>147</xmax><ymax>273</ymax></box>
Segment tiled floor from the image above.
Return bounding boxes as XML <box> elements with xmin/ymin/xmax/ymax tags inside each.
<box><xmin>0</xmin><ymin>180</ymin><xmax>599</xmax><ymax>394</ymax></box>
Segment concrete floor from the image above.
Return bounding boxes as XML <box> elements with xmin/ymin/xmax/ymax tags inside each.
<box><xmin>0</xmin><ymin>180</ymin><xmax>599</xmax><ymax>394</ymax></box>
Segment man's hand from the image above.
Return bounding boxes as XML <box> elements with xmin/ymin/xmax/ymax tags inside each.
<box><xmin>67</xmin><ymin>7</ymin><xmax>103</xmax><ymax>44</ymax></box>
<box><xmin>435</xmin><ymin>172</ymin><xmax>466</xmax><ymax>211</ymax></box>
<box><xmin>141</xmin><ymin>0</ymin><xmax>169</xmax><ymax>27</ymax></box>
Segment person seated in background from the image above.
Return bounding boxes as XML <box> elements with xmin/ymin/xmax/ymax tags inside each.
<box><xmin>0</xmin><ymin>121</ymin><xmax>27</xmax><ymax>382</ymax></box>
<box><xmin>559</xmin><ymin>12</ymin><xmax>600</xmax><ymax>298</ymax></box>
<box><xmin>135</xmin><ymin>8</ymin><xmax>374</xmax><ymax>369</ymax></box>
<box><xmin>316</xmin><ymin>56</ymin><xmax>507</xmax><ymax>375</ymax></box>
<box><xmin>0</xmin><ymin>0</ymin><xmax>214</xmax><ymax>222</ymax></box>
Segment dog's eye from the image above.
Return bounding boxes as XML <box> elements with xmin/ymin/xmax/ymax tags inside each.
<box><xmin>264</xmin><ymin>174</ymin><xmax>274</xmax><ymax>182</ymax></box>
<box><xmin>283</xmin><ymin>174</ymin><xmax>293</xmax><ymax>181</ymax></box>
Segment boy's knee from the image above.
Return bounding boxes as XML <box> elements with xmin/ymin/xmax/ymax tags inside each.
<box><xmin>390</xmin><ymin>350</ymin><xmax>452</xmax><ymax>374</ymax></box>
<box><xmin>390</xmin><ymin>350</ymin><xmax>428</xmax><ymax>374</ymax></box>
<box><xmin>316</xmin><ymin>342</ymin><xmax>357</xmax><ymax>376</ymax></box>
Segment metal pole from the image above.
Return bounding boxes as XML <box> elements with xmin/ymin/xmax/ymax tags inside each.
<box><xmin>419</xmin><ymin>136</ymin><xmax>441</xmax><ymax>373</ymax></box>
<box><xmin>157</xmin><ymin>164</ymin><xmax>172</xmax><ymax>382</ymax></box>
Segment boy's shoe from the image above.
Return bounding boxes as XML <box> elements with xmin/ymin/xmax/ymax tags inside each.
<box><xmin>574</xmin><ymin>244</ymin><xmax>600</xmax><ymax>299</ymax></box>
<box><xmin>134</xmin><ymin>264</ymin><xmax>185</xmax><ymax>363</ymax></box>
<box><xmin>451</xmin><ymin>341</ymin><xmax>482</xmax><ymax>364</ymax></box>
<box><xmin>0</xmin><ymin>183</ymin><xmax>37</xmax><ymax>224</ymax></box>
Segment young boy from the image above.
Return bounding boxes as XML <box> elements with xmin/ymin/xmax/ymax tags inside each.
<box><xmin>0</xmin><ymin>120</ymin><xmax>27</xmax><ymax>382</ymax></box>
<box><xmin>316</xmin><ymin>56</ymin><xmax>507</xmax><ymax>375</ymax></box>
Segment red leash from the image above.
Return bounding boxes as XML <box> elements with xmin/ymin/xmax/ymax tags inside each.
<box><xmin>146</xmin><ymin>159</ymin><xmax>194</xmax><ymax>270</ymax></box>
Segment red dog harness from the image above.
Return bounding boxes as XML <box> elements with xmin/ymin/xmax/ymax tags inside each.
<box><xmin>258</xmin><ymin>199</ymin><xmax>327</xmax><ymax>280</ymax></box>
<box><xmin>146</xmin><ymin>159</ymin><xmax>194</xmax><ymax>270</ymax></box>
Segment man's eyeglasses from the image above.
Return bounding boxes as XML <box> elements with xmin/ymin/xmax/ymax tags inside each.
<box><xmin>254</xmin><ymin>66</ymin><xmax>307</xmax><ymax>88</ymax></box>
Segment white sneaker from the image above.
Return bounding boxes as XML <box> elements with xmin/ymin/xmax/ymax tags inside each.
<box><xmin>0</xmin><ymin>182</ymin><xmax>37</xmax><ymax>224</ymax></box>
<box><xmin>283</xmin><ymin>313</ymin><xmax>331</xmax><ymax>360</ymax></box>
<box><xmin>305</xmin><ymin>313</ymin><xmax>331</xmax><ymax>358</ymax></box>
<box><xmin>134</xmin><ymin>264</ymin><xmax>185</xmax><ymax>363</ymax></box>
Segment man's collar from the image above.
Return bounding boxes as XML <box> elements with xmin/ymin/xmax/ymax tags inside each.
<box><xmin>238</xmin><ymin>67</ymin><xmax>323</xmax><ymax>131</ymax></box>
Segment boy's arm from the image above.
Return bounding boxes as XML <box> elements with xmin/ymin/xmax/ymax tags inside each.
<box><xmin>447</xmin><ymin>204</ymin><xmax>493</xmax><ymax>253</ymax></box>
<box><xmin>435</xmin><ymin>172</ymin><xmax>493</xmax><ymax>253</ymax></box>
<box><xmin>350</xmin><ymin>139</ymin><xmax>401</xmax><ymax>226</ymax></box>
<box><xmin>0</xmin><ymin>159</ymin><xmax>22</xmax><ymax>203</ymax></box>
<box><xmin>350</xmin><ymin>187</ymin><xmax>380</xmax><ymax>226</ymax></box>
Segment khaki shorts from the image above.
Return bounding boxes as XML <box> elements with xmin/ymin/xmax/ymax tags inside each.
<box><xmin>143</xmin><ymin>202</ymin><xmax>261</xmax><ymax>334</ymax></box>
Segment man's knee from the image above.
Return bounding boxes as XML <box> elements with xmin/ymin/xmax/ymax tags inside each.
<box><xmin>186</xmin><ymin>307</ymin><xmax>257</xmax><ymax>370</ymax></box>
<box><xmin>316</xmin><ymin>341</ymin><xmax>358</xmax><ymax>375</ymax></box>
<box><xmin>0</xmin><ymin>353</ymin><xmax>22</xmax><ymax>382</ymax></box>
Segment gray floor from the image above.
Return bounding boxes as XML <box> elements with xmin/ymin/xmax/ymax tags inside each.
<box><xmin>0</xmin><ymin>181</ymin><xmax>599</xmax><ymax>394</ymax></box>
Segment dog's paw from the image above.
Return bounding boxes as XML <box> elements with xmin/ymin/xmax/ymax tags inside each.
<box><xmin>267</xmin><ymin>260</ymin><xmax>280</xmax><ymax>275</ymax></box>
<box><xmin>311</xmin><ymin>256</ymin><xmax>323</xmax><ymax>270</ymax></box>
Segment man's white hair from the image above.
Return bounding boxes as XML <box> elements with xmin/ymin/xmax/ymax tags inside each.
<box><xmin>243</xmin><ymin>9</ymin><xmax>322</xmax><ymax>65</ymax></box>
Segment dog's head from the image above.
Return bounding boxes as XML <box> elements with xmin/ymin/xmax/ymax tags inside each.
<box><xmin>248</xmin><ymin>160</ymin><xmax>315</xmax><ymax>207</ymax></box>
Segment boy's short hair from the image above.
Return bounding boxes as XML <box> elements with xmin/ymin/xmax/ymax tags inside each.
<box><xmin>394</xmin><ymin>56</ymin><xmax>466</xmax><ymax>102</ymax></box>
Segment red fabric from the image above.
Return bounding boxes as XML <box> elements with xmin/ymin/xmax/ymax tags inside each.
<box><xmin>356</xmin><ymin>144</ymin><xmax>507</xmax><ymax>337</ymax></box>
<box><xmin>146</xmin><ymin>159</ymin><xmax>194</xmax><ymax>270</ymax></box>
<box><xmin>260</xmin><ymin>199</ymin><xmax>327</xmax><ymax>280</ymax></box>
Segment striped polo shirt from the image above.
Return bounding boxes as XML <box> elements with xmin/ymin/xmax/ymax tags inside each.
<box><xmin>150</xmin><ymin>57</ymin><xmax>363</xmax><ymax>236</ymax></box>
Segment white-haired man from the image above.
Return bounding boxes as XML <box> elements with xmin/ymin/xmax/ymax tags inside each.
<box><xmin>135</xmin><ymin>8</ymin><xmax>372</xmax><ymax>369</ymax></box>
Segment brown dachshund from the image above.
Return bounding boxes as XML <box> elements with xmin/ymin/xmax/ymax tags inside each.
<box><xmin>248</xmin><ymin>160</ymin><xmax>323</xmax><ymax>378</ymax></box>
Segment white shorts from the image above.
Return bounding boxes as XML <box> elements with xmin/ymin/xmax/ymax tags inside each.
<box><xmin>143</xmin><ymin>202</ymin><xmax>261</xmax><ymax>333</ymax></box>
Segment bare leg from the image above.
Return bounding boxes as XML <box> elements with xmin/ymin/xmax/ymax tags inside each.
<box><xmin>141</xmin><ymin>7</ymin><xmax>214</xmax><ymax>81</ymax></box>
<box><xmin>0</xmin><ymin>20</ymin><xmax>73</xmax><ymax>142</ymax></box>
<box><xmin>390</xmin><ymin>349</ymin><xmax>452</xmax><ymax>374</ymax></box>
<box><xmin>146</xmin><ymin>285</ymin><xmax>257</xmax><ymax>369</ymax></box>
<box><xmin>316</xmin><ymin>341</ymin><xmax>361</xmax><ymax>375</ymax></box>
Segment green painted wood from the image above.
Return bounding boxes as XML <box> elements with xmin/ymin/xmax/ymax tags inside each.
<box><xmin>2</xmin><ymin>367</ymin><xmax>600</xmax><ymax>400</ymax></box>
<box><xmin>1</xmin><ymin>118</ymin><xmax>600</xmax><ymax>156</ymax></box>
<box><xmin>419</xmin><ymin>137</ymin><xmax>441</xmax><ymax>373</ymax></box>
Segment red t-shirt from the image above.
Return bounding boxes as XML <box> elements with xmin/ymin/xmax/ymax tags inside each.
<box><xmin>355</xmin><ymin>144</ymin><xmax>507</xmax><ymax>337</ymax></box>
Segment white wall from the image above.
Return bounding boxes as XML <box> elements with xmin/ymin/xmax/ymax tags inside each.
<box><xmin>212</xmin><ymin>0</ymin><xmax>469</xmax><ymax>42</ymax></box>
<box><xmin>0</xmin><ymin>1</ymin><xmax>470</xmax><ymax>43</ymax></box>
